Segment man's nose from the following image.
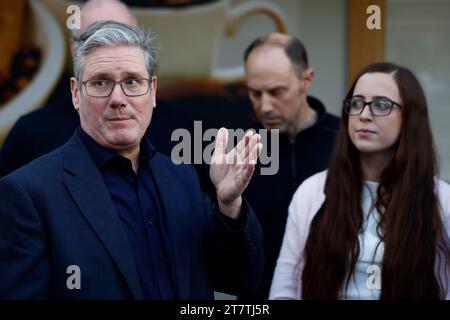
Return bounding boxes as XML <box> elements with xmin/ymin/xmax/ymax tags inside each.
<box><xmin>260</xmin><ymin>93</ymin><xmax>274</xmax><ymax>114</ymax></box>
<box><xmin>109</xmin><ymin>83</ymin><xmax>127</xmax><ymax>108</ymax></box>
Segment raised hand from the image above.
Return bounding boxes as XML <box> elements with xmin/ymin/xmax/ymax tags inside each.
<box><xmin>210</xmin><ymin>128</ymin><xmax>262</xmax><ymax>218</ymax></box>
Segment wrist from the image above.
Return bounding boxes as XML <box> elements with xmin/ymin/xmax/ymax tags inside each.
<box><xmin>217</xmin><ymin>196</ymin><xmax>242</xmax><ymax>219</ymax></box>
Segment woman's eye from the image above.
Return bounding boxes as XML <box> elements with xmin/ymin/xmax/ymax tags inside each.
<box><xmin>351</xmin><ymin>99</ymin><xmax>365</xmax><ymax>109</ymax></box>
<box><xmin>373</xmin><ymin>100</ymin><xmax>391</xmax><ymax>110</ymax></box>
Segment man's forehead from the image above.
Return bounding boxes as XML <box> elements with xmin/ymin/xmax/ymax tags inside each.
<box><xmin>83</xmin><ymin>46</ymin><xmax>147</xmax><ymax>76</ymax></box>
<box><xmin>85</xmin><ymin>45</ymin><xmax>145</xmax><ymax>62</ymax></box>
<box><xmin>251</xmin><ymin>45</ymin><xmax>285</xmax><ymax>59</ymax></box>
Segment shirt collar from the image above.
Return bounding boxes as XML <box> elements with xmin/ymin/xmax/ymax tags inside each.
<box><xmin>77</xmin><ymin>127</ymin><xmax>156</xmax><ymax>169</ymax></box>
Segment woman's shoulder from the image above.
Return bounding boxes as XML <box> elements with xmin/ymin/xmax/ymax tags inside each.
<box><xmin>435</xmin><ymin>179</ymin><xmax>450</xmax><ymax>215</ymax></box>
<box><xmin>294</xmin><ymin>170</ymin><xmax>327</xmax><ymax>197</ymax></box>
<box><xmin>289</xmin><ymin>170</ymin><xmax>327</xmax><ymax>218</ymax></box>
<box><xmin>436</xmin><ymin>178</ymin><xmax>450</xmax><ymax>192</ymax></box>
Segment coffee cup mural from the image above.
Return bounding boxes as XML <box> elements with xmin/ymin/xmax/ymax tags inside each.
<box><xmin>0</xmin><ymin>0</ymin><xmax>287</xmax><ymax>144</ymax></box>
<box><xmin>133</xmin><ymin>0</ymin><xmax>287</xmax><ymax>87</ymax></box>
<box><xmin>0</xmin><ymin>0</ymin><xmax>65</xmax><ymax>143</ymax></box>
<box><xmin>43</xmin><ymin>0</ymin><xmax>288</xmax><ymax>88</ymax></box>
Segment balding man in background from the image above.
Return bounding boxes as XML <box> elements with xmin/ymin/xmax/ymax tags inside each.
<box><xmin>242</xmin><ymin>33</ymin><xmax>339</xmax><ymax>299</ymax></box>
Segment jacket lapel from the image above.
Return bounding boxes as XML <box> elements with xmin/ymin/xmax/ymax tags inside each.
<box><xmin>62</xmin><ymin>134</ymin><xmax>143</xmax><ymax>299</ymax></box>
<box><xmin>150</xmin><ymin>154</ymin><xmax>191</xmax><ymax>299</ymax></box>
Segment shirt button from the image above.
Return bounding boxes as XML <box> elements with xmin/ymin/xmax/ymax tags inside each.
<box><xmin>157</xmin><ymin>262</ymin><xmax>163</xmax><ymax>269</ymax></box>
<box><xmin>147</xmin><ymin>219</ymin><xmax>153</xmax><ymax>226</ymax></box>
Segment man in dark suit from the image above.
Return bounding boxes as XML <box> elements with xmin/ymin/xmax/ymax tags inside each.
<box><xmin>0</xmin><ymin>21</ymin><xmax>263</xmax><ymax>299</ymax></box>
<box><xmin>0</xmin><ymin>0</ymin><xmax>194</xmax><ymax>177</ymax></box>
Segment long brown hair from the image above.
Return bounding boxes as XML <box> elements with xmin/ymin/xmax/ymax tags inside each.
<box><xmin>301</xmin><ymin>62</ymin><xmax>449</xmax><ymax>299</ymax></box>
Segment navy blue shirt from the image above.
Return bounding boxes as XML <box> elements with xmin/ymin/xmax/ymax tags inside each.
<box><xmin>78</xmin><ymin>128</ymin><xmax>177</xmax><ymax>300</ymax></box>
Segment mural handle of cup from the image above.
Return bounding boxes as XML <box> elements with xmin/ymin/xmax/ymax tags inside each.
<box><xmin>226</xmin><ymin>1</ymin><xmax>288</xmax><ymax>36</ymax></box>
<box><xmin>213</xmin><ymin>1</ymin><xmax>288</xmax><ymax>82</ymax></box>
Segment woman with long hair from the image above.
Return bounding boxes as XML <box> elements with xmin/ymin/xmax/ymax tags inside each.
<box><xmin>269</xmin><ymin>62</ymin><xmax>450</xmax><ymax>299</ymax></box>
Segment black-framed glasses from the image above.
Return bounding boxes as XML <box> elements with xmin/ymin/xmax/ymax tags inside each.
<box><xmin>82</xmin><ymin>78</ymin><xmax>151</xmax><ymax>98</ymax></box>
<box><xmin>343</xmin><ymin>97</ymin><xmax>402</xmax><ymax>116</ymax></box>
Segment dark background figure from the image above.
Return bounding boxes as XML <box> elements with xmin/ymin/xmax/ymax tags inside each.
<box><xmin>161</xmin><ymin>33</ymin><xmax>340</xmax><ymax>300</ymax></box>
<box><xmin>161</xmin><ymin>34</ymin><xmax>340</xmax><ymax>300</ymax></box>
<box><xmin>240</xmin><ymin>33</ymin><xmax>339</xmax><ymax>299</ymax></box>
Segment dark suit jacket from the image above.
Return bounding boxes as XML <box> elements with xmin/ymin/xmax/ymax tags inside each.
<box><xmin>0</xmin><ymin>133</ymin><xmax>263</xmax><ymax>299</ymax></box>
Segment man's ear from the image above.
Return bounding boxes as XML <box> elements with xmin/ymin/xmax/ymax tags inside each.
<box><xmin>150</xmin><ymin>76</ymin><xmax>157</xmax><ymax>108</ymax></box>
<box><xmin>302</xmin><ymin>68</ymin><xmax>314</xmax><ymax>91</ymax></box>
<box><xmin>70</xmin><ymin>77</ymin><xmax>80</xmax><ymax>112</ymax></box>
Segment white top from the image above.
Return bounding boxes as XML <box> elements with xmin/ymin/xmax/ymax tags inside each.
<box><xmin>342</xmin><ymin>180</ymin><xmax>382</xmax><ymax>299</ymax></box>
<box><xmin>269</xmin><ymin>170</ymin><xmax>450</xmax><ymax>300</ymax></box>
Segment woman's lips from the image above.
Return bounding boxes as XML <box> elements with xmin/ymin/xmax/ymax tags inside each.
<box><xmin>357</xmin><ymin>128</ymin><xmax>376</xmax><ymax>133</ymax></box>
<box><xmin>356</xmin><ymin>128</ymin><xmax>376</xmax><ymax>138</ymax></box>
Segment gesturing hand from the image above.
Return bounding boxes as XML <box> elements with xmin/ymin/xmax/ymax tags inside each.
<box><xmin>210</xmin><ymin>128</ymin><xmax>262</xmax><ymax>218</ymax></box>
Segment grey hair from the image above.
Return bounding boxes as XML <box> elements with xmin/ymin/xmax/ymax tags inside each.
<box><xmin>73</xmin><ymin>20</ymin><xmax>157</xmax><ymax>84</ymax></box>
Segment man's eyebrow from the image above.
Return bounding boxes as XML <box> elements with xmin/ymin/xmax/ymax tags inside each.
<box><xmin>87</xmin><ymin>72</ymin><xmax>113</xmax><ymax>80</ymax></box>
<box><xmin>87</xmin><ymin>71</ymin><xmax>147</xmax><ymax>80</ymax></box>
<box><xmin>247</xmin><ymin>84</ymin><xmax>286</xmax><ymax>91</ymax></box>
<box><xmin>246</xmin><ymin>85</ymin><xmax>259</xmax><ymax>92</ymax></box>
<box><xmin>269</xmin><ymin>85</ymin><xmax>287</xmax><ymax>91</ymax></box>
<box><xmin>121</xmin><ymin>71</ymin><xmax>147</xmax><ymax>77</ymax></box>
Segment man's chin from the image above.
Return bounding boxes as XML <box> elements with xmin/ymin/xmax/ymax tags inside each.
<box><xmin>262</xmin><ymin>122</ymin><xmax>285</xmax><ymax>131</ymax></box>
<box><xmin>261</xmin><ymin>121</ymin><xmax>277</xmax><ymax>128</ymax></box>
<box><xmin>106</xmin><ymin>133</ymin><xmax>141</xmax><ymax>149</ymax></box>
